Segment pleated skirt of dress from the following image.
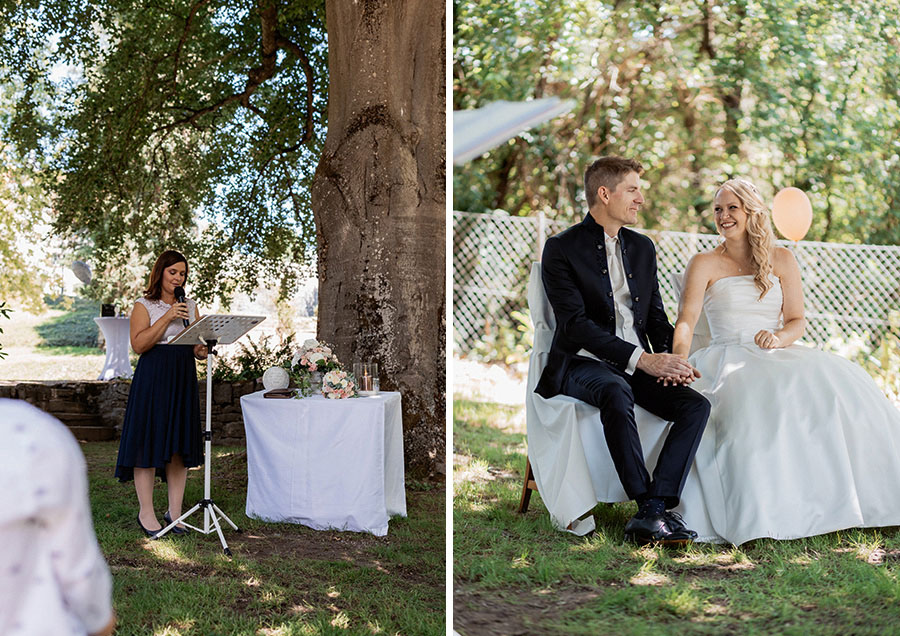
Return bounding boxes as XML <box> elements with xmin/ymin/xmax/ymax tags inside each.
<box><xmin>115</xmin><ymin>344</ymin><xmax>202</xmax><ymax>482</ymax></box>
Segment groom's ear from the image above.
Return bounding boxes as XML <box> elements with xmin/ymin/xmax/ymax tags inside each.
<box><xmin>597</xmin><ymin>185</ymin><xmax>610</xmax><ymax>204</ymax></box>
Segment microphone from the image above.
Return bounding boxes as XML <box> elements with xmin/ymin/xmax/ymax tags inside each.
<box><xmin>173</xmin><ymin>285</ymin><xmax>189</xmax><ymax>327</ymax></box>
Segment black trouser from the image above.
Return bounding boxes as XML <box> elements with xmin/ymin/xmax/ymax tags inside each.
<box><xmin>561</xmin><ymin>358</ymin><xmax>710</xmax><ymax>508</ymax></box>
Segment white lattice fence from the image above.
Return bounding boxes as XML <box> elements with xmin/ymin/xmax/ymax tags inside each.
<box><xmin>452</xmin><ymin>212</ymin><xmax>553</xmax><ymax>350</ymax></box>
<box><xmin>453</xmin><ymin>211</ymin><xmax>900</xmax><ymax>352</ymax></box>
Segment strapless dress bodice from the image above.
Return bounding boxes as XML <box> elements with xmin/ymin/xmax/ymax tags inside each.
<box><xmin>703</xmin><ymin>275</ymin><xmax>782</xmax><ymax>345</ymax></box>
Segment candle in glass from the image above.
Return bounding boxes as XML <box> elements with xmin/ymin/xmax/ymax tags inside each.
<box><xmin>353</xmin><ymin>361</ymin><xmax>379</xmax><ymax>393</ymax></box>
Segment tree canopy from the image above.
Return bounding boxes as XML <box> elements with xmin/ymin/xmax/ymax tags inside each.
<box><xmin>454</xmin><ymin>0</ymin><xmax>900</xmax><ymax>244</ymax></box>
<box><xmin>0</xmin><ymin>147</ymin><xmax>47</xmax><ymax>308</ymax></box>
<box><xmin>0</xmin><ymin>0</ymin><xmax>328</xmax><ymax>306</ymax></box>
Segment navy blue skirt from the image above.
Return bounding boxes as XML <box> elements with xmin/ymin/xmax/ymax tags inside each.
<box><xmin>115</xmin><ymin>344</ymin><xmax>203</xmax><ymax>482</ymax></box>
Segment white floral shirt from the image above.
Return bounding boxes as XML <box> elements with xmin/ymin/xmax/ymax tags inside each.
<box><xmin>0</xmin><ymin>399</ymin><xmax>113</xmax><ymax>635</ymax></box>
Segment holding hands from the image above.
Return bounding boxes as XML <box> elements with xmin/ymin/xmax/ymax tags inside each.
<box><xmin>638</xmin><ymin>352</ymin><xmax>702</xmax><ymax>386</ymax></box>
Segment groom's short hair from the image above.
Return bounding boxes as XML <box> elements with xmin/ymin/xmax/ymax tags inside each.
<box><xmin>584</xmin><ymin>156</ymin><xmax>643</xmax><ymax>209</ymax></box>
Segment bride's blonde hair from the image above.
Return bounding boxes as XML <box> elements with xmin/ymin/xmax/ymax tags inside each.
<box><xmin>716</xmin><ymin>178</ymin><xmax>776</xmax><ymax>299</ymax></box>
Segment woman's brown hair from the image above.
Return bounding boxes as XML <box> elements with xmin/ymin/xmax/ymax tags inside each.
<box><xmin>143</xmin><ymin>250</ymin><xmax>188</xmax><ymax>300</ymax></box>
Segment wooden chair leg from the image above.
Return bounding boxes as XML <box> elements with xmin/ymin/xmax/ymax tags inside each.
<box><xmin>517</xmin><ymin>457</ymin><xmax>538</xmax><ymax>513</ymax></box>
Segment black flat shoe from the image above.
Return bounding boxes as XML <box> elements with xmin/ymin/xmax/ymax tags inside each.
<box><xmin>624</xmin><ymin>513</ymin><xmax>693</xmax><ymax>547</ymax></box>
<box><xmin>164</xmin><ymin>511</ymin><xmax>189</xmax><ymax>535</ymax></box>
<box><xmin>137</xmin><ymin>515</ymin><xmax>161</xmax><ymax>538</ymax></box>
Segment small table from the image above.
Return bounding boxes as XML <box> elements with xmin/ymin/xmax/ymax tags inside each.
<box><xmin>239</xmin><ymin>390</ymin><xmax>406</xmax><ymax>536</ymax></box>
<box><xmin>93</xmin><ymin>317</ymin><xmax>133</xmax><ymax>380</ymax></box>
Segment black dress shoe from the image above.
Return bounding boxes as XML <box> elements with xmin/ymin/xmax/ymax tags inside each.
<box><xmin>137</xmin><ymin>515</ymin><xmax>160</xmax><ymax>538</ymax></box>
<box><xmin>664</xmin><ymin>510</ymin><xmax>698</xmax><ymax>539</ymax></box>
<box><xmin>624</xmin><ymin>513</ymin><xmax>693</xmax><ymax>546</ymax></box>
<box><xmin>164</xmin><ymin>511</ymin><xmax>189</xmax><ymax>535</ymax></box>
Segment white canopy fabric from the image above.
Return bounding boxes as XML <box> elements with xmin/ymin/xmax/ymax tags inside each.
<box><xmin>453</xmin><ymin>97</ymin><xmax>575</xmax><ymax>165</ymax></box>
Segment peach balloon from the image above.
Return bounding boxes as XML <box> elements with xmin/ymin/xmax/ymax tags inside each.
<box><xmin>772</xmin><ymin>187</ymin><xmax>812</xmax><ymax>242</ymax></box>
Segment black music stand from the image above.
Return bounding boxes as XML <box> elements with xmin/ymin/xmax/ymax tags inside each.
<box><xmin>157</xmin><ymin>314</ymin><xmax>265</xmax><ymax>555</ymax></box>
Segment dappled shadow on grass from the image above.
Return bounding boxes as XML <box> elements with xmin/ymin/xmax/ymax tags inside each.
<box><xmin>453</xmin><ymin>398</ymin><xmax>900</xmax><ymax>636</ymax></box>
<box><xmin>82</xmin><ymin>441</ymin><xmax>445</xmax><ymax>635</ymax></box>
<box><xmin>453</xmin><ymin>398</ymin><xmax>528</xmax><ymax>490</ymax></box>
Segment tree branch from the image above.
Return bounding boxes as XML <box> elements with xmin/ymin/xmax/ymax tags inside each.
<box><xmin>700</xmin><ymin>0</ymin><xmax>716</xmax><ymax>60</ymax></box>
<box><xmin>171</xmin><ymin>0</ymin><xmax>212</xmax><ymax>88</ymax></box>
<box><xmin>154</xmin><ymin>0</ymin><xmax>316</xmax><ymax>151</ymax></box>
<box><xmin>274</xmin><ymin>33</ymin><xmax>316</xmax><ymax>146</ymax></box>
<box><xmin>158</xmin><ymin>93</ymin><xmax>246</xmax><ymax>132</ymax></box>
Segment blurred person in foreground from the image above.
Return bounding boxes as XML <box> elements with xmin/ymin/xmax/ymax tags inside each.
<box><xmin>0</xmin><ymin>399</ymin><xmax>116</xmax><ymax>636</ymax></box>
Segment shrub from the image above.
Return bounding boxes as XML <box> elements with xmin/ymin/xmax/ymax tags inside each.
<box><xmin>469</xmin><ymin>308</ymin><xmax>533</xmax><ymax>365</ymax></box>
<box><xmin>206</xmin><ymin>333</ymin><xmax>297</xmax><ymax>381</ymax></box>
<box><xmin>36</xmin><ymin>296</ymin><xmax>101</xmax><ymax>349</ymax></box>
<box><xmin>824</xmin><ymin>315</ymin><xmax>900</xmax><ymax>403</ymax></box>
<box><xmin>0</xmin><ymin>301</ymin><xmax>11</xmax><ymax>360</ymax></box>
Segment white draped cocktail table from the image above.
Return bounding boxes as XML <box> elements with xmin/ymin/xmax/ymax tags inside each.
<box><xmin>239</xmin><ymin>390</ymin><xmax>406</xmax><ymax>536</ymax></box>
<box><xmin>93</xmin><ymin>317</ymin><xmax>133</xmax><ymax>380</ymax></box>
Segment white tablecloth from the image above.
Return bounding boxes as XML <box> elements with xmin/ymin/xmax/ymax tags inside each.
<box><xmin>93</xmin><ymin>317</ymin><xmax>133</xmax><ymax>380</ymax></box>
<box><xmin>239</xmin><ymin>390</ymin><xmax>406</xmax><ymax>536</ymax></box>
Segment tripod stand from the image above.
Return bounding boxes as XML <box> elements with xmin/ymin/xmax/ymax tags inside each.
<box><xmin>155</xmin><ymin>314</ymin><xmax>264</xmax><ymax>556</ymax></box>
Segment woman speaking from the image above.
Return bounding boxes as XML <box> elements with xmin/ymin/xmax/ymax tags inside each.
<box><xmin>114</xmin><ymin>250</ymin><xmax>207</xmax><ymax>537</ymax></box>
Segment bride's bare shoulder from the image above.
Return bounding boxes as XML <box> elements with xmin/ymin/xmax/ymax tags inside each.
<box><xmin>772</xmin><ymin>246</ymin><xmax>799</xmax><ymax>274</ymax></box>
<box><xmin>682</xmin><ymin>251</ymin><xmax>721</xmax><ymax>289</ymax></box>
<box><xmin>687</xmin><ymin>249</ymin><xmax>723</xmax><ymax>272</ymax></box>
<box><xmin>773</xmin><ymin>245</ymin><xmax>796</xmax><ymax>261</ymax></box>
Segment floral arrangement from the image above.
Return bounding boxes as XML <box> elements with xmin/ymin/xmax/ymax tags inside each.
<box><xmin>283</xmin><ymin>338</ymin><xmax>358</xmax><ymax>399</ymax></box>
<box><xmin>290</xmin><ymin>339</ymin><xmax>342</xmax><ymax>373</ymax></box>
<box><xmin>322</xmin><ymin>369</ymin><xmax>357</xmax><ymax>399</ymax></box>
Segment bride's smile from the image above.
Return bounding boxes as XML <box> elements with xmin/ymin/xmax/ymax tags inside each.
<box><xmin>713</xmin><ymin>189</ymin><xmax>748</xmax><ymax>237</ymax></box>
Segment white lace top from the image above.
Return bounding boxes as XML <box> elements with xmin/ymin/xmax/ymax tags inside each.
<box><xmin>136</xmin><ymin>297</ymin><xmax>199</xmax><ymax>344</ymax></box>
<box><xmin>0</xmin><ymin>399</ymin><xmax>114</xmax><ymax>636</ymax></box>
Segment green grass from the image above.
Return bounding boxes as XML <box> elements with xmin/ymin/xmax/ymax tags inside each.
<box><xmin>0</xmin><ymin>306</ymin><xmax>106</xmax><ymax>380</ymax></box>
<box><xmin>84</xmin><ymin>442</ymin><xmax>445</xmax><ymax>635</ymax></box>
<box><xmin>453</xmin><ymin>398</ymin><xmax>900</xmax><ymax>635</ymax></box>
<box><xmin>39</xmin><ymin>344</ymin><xmax>108</xmax><ymax>356</ymax></box>
<box><xmin>0</xmin><ymin>300</ymin><xmax>128</xmax><ymax>380</ymax></box>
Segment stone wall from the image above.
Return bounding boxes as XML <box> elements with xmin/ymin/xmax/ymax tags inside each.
<box><xmin>0</xmin><ymin>379</ymin><xmax>261</xmax><ymax>445</ymax></box>
<box><xmin>200</xmin><ymin>379</ymin><xmax>261</xmax><ymax>445</ymax></box>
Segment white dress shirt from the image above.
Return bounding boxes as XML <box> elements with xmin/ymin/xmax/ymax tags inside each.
<box><xmin>0</xmin><ymin>399</ymin><xmax>114</xmax><ymax>636</ymax></box>
<box><xmin>577</xmin><ymin>232</ymin><xmax>644</xmax><ymax>374</ymax></box>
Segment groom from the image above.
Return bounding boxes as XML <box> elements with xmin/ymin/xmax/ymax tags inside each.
<box><xmin>535</xmin><ymin>156</ymin><xmax>710</xmax><ymax>545</ymax></box>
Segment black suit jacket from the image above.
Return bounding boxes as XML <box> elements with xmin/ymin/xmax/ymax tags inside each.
<box><xmin>535</xmin><ymin>213</ymin><xmax>674</xmax><ymax>398</ymax></box>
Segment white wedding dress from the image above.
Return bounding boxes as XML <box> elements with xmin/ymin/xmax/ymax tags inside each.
<box><xmin>673</xmin><ymin>275</ymin><xmax>900</xmax><ymax>545</ymax></box>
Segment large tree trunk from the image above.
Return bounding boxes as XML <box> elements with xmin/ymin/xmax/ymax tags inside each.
<box><xmin>311</xmin><ymin>1</ymin><xmax>446</xmax><ymax>476</ymax></box>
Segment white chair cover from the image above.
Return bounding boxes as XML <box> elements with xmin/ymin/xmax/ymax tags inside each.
<box><xmin>524</xmin><ymin>262</ymin><xmax>672</xmax><ymax>535</ymax></box>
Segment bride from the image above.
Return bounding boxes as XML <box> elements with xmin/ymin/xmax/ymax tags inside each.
<box><xmin>670</xmin><ymin>177</ymin><xmax>900</xmax><ymax>545</ymax></box>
